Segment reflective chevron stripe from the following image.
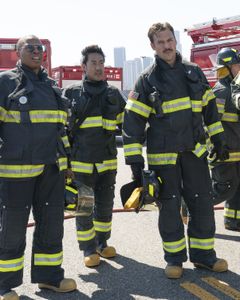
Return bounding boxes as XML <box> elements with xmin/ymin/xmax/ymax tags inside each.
<box><xmin>224</xmin><ymin>208</ymin><xmax>235</xmax><ymax>218</ymax></box>
<box><xmin>0</xmin><ymin>107</ymin><xmax>67</xmax><ymax>124</ymax></box>
<box><xmin>202</xmin><ymin>89</ymin><xmax>215</xmax><ymax>106</ymax></box>
<box><xmin>71</xmin><ymin>161</ymin><xmax>94</xmax><ymax>174</ymax></box>
<box><xmin>116</xmin><ymin>112</ymin><xmax>124</xmax><ymax>124</ymax></box>
<box><xmin>0</xmin><ymin>256</ymin><xmax>24</xmax><ymax>272</ymax></box>
<box><xmin>95</xmin><ymin>159</ymin><xmax>117</xmax><ymax>172</ymax></box>
<box><xmin>191</xmin><ymin>100</ymin><xmax>202</xmax><ymax>112</ymax></box>
<box><xmin>163</xmin><ymin>237</ymin><xmax>186</xmax><ymax>253</ymax></box>
<box><xmin>207</xmin><ymin>121</ymin><xmax>224</xmax><ymax>136</ymax></box>
<box><xmin>77</xmin><ymin>227</ymin><xmax>95</xmax><ymax>241</ymax></box>
<box><xmin>80</xmin><ymin>116</ymin><xmax>102</xmax><ymax>128</ymax></box>
<box><xmin>147</xmin><ymin>153</ymin><xmax>178</xmax><ymax>165</ymax></box>
<box><xmin>0</xmin><ymin>164</ymin><xmax>44</xmax><ymax>178</ymax></box>
<box><xmin>192</xmin><ymin>143</ymin><xmax>207</xmax><ymax>158</ymax></box>
<box><xmin>34</xmin><ymin>251</ymin><xmax>63</xmax><ymax>266</ymax></box>
<box><xmin>221</xmin><ymin>112</ymin><xmax>239</xmax><ymax>122</ymax></box>
<box><xmin>102</xmin><ymin>118</ymin><xmax>117</xmax><ymax>130</ymax></box>
<box><xmin>93</xmin><ymin>220</ymin><xmax>112</xmax><ymax>233</ymax></box>
<box><xmin>126</xmin><ymin>99</ymin><xmax>152</xmax><ymax>118</ymax></box>
<box><xmin>123</xmin><ymin>143</ymin><xmax>142</xmax><ymax>157</ymax></box>
<box><xmin>189</xmin><ymin>237</ymin><xmax>214</xmax><ymax>250</ymax></box>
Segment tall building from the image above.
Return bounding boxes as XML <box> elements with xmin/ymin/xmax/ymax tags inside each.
<box><xmin>174</xmin><ymin>30</ymin><xmax>182</xmax><ymax>54</ymax></box>
<box><xmin>141</xmin><ymin>56</ymin><xmax>153</xmax><ymax>71</ymax></box>
<box><xmin>123</xmin><ymin>56</ymin><xmax>153</xmax><ymax>90</ymax></box>
<box><xmin>114</xmin><ymin>47</ymin><xmax>126</xmax><ymax>68</ymax></box>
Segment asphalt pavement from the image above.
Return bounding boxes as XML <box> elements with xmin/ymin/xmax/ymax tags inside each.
<box><xmin>15</xmin><ymin>147</ymin><xmax>240</xmax><ymax>299</ymax></box>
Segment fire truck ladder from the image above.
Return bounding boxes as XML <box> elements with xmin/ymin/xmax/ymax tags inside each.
<box><xmin>185</xmin><ymin>15</ymin><xmax>240</xmax><ymax>44</ymax></box>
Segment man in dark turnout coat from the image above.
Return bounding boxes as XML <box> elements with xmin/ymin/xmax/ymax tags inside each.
<box><xmin>122</xmin><ymin>22</ymin><xmax>229</xmax><ymax>279</ymax></box>
<box><xmin>0</xmin><ymin>35</ymin><xmax>76</xmax><ymax>300</ymax></box>
<box><xmin>64</xmin><ymin>45</ymin><xmax>125</xmax><ymax>268</ymax></box>
<box><xmin>212</xmin><ymin>47</ymin><xmax>240</xmax><ymax>231</ymax></box>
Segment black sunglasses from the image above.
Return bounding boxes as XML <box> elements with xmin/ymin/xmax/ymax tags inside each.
<box><xmin>24</xmin><ymin>44</ymin><xmax>45</xmax><ymax>53</ymax></box>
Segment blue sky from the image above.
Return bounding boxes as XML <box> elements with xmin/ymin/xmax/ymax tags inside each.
<box><xmin>2</xmin><ymin>0</ymin><xmax>240</xmax><ymax>67</ymax></box>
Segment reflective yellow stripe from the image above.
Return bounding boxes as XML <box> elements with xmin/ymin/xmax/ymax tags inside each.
<box><xmin>71</xmin><ymin>161</ymin><xmax>94</xmax><ymax>174</ymax></box>
<box><xmin>222</xmin><ymin>112</ymin><xmax>239</xmax><ymax>122</ymax></box>
<box><xmin>94</xmin><ymin>220</ymin><xmax>112</xmax><ymax>233</ymax></box>
<box><xmin>161</xmin><ymin>97</ymin><xmax>191</xmax><ymax>114</ymax></box>
<box><xmin>71</xmin><ymin>160</ymin><xmax>117</xmax><ymax>174</ymax></box>
<box><xmin>77</xmin><ymin>227</ymin><xmax>95</xmax><ymax>241</ymax></box>
<box><xmin>66</xmin><ymin>204</ymin><xmax>76</xmax><ymax>209</ymax></box>
<box><xmin>237</xmin><ymin>210</ymin><xmax>240</xmax><ymax>219</ymax></box>
<box><xmin>0</xmin><ymin>107</ymin><xmax>20</xmax><ymax>122</ymax></box>
<box><xmin>224</xmin><ymin>152</ymin><xmax>240</xmax><ymax>162</ymax></box>
<box><xmin>123</xmin><ymin>143</ymin><xmax>142</xmax><ymax>157</ymax></box>
<box><xmin>65</xmin><ymin>185</ymin><xmax>78</xmax><ymax>194</ymax></box>
<box><xmin>61</xmin><ymin>135</ymin><xmax>70</xmax><ymax>148</ymax></box>
<box><xmin>95</xmin><ymin>159</ymin><xmax>117</xmax><ymax>173</ymax></box>
<box><xmin>116</xmin><ymin>112</ymin><xmax>124</xmax><ymax>124</ymax></box>
<box><xmin>191</xmin><ymin>100</ymin><xmax>202</xmax><ymax>112</ymax></box>
<box><xmin>192</xmin><ymin>143</ymin><xmax>207</xmax><ymax>158</ymax></box>
<box><xmin>30</xmin><ymin>110</ymin><xmax>67</xmax><ymax>124</ymax></box>
<box><xmin>57</xmin><ymin>157</ymin><xmax>67</xmax><ymax>171</ymax></box>
<box><xmin>163</xmin><ymin>237</ymin><xmax>186</xmax><ymax>253</ymax></box>
<box><xmin>216</xmin><ymin>97</ymin><xmax>225</xmax><ymax>114</ymax></box>
<box><xmin>0</xmin><ymin>256</ymin><xmax>24</xmax><ymax>272</ymax></box>
<box><xmin>147</xmin><ymin>153</ymin><xmax>178</xmax><ymax>165</ymax></box>
<box><xmin>207</xmin><ymin>121</ymin><xmax>224</xmax><ymax>137</ymax></box>
<box><xmin>34</xmin><ymin>251</ymin><xmax>63</xmax><ymax>266</ymax></box>
<box><xmin>224</xmin><ymin>208</ymin><xmax>235</xmax><ymax>218</ymax></box>
<box><xmin>102</xmin><ymin>118</ymin><xmax>117</xmax><ymax>130</ymax></box>
<box><xmin>202</xmin><ymin>89</ymin><xmax>215</xmax><ymax>106</ymax></box>
<box><xmin>80</xmin><ymin>116</ymin><xmax>102</xmax><ymax>128</ymax></box>
<box><xmin>0</xmin><ymin>164</ymin><xmax>44</xmax><ymax>178</ymax></box>
<box><xmin>0</xmin><ymin>108</ymin><xmax>67</xmax><ymax>124</ymax></box>
<box><xmin>190</xmin><ymin>237</ymin><xmax>214</xmax><ymax>250</ymax></box>
<box><xmin>149</xmin><ymin>184</ymin><xmax>154</xmax><ymax>196</ymax></box>
<box><xmin>126</xmin><ymin>99</ymin><xmax>152</xmax><ymax>118</ymax></box>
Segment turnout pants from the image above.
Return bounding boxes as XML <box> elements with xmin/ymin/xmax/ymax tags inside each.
<box><xmin>0</xmin><ymin>164</ymin><xmax>65</xmax><ymax>289</ymax></box>
<box><xmin>212</xmin><ymin>162</ymin><xmax>240</xmax><ymax>223</ymax></box>
<box><xmin>75</xmin><ymin>170</ymin><xmax>116</xmax><ymax>254</ymax></box>
<box><xmin>154</xmin><ymin>152</ymin><xmax>217</xmax><ymax>265</ymax></box>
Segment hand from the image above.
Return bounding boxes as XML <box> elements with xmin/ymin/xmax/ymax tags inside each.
<box><xmin>65</xmin><ymin>168</ymin><xmax>75</xmax><ymax>180</ymax></box>
<box><xmin>209</xmin><ymin>142</ymin><xmax>229</xmax><ymax>163</ymax></box>
<box><xmin>130</xmin><ymin>163</ymin><xmax>144</xmax><ymax>185</ymax></box>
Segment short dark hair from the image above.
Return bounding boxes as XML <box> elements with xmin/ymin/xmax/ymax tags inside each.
<box><xmin>16</xmin><ymin>34</ymin><xmax>40</xmax><ymax>51</ymax></box>
<box><xmin>148</xmin><ymin>22</ymin><xmax>175</xmax><ymax>43</ymax></box>
<box><xmin>81</xmin><ymin>45</ymin><xmax>105</xmax><ymax>65</ymax></box>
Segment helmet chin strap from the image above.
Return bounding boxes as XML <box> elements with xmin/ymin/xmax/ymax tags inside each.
<box><xmin>226</xmin><ymin>65</ymin><xmax>234</xmax><ymax>80</ymax></box>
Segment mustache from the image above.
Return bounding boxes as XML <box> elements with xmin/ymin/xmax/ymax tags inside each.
<box><xmin>163</xmin><ymin>49</ymin><xmax>173</xmax><ymax>53</ymax></box>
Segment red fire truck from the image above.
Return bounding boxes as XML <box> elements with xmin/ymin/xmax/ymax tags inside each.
<box><xmin>0</xmin><ymin>38</ymin><xmax>52</xmax><ymax>76</ymax></box>
<box><xmin>52</xmin><ymin>65</ymin><xmax>123</xmax><ymax>90</ymax></box>
<box><xmin>186</xmin><ymin>15</ymin><xmax>240</xmax><ymax>86</ymax></box>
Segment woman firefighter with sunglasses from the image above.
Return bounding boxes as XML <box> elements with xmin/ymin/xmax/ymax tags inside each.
<box><xmin>0</xmin><ymin>35</ymin><xmax>76</xmax><ymax>300</ymax></box>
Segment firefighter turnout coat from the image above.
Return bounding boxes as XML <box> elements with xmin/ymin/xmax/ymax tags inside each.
<box><xmin>64</xmin><ymin>79</ymin><xmax>125</xmax><ymax>253</ymax></box>
<box><xmin>123</xmin><ymin>53</ymin><xmax>226</xmax><ymax>265</ymax></box>
<box><xmin>0</xmin><ymin>63</ymin><xmax>70</xmax><ymax>289</ymax></box>
<box><xmin>212</xmin><ymin>75</ymin><xmax>240</xmax><ymax>223</ymax></box>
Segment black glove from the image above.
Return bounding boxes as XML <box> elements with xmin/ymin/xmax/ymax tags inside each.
<box><xmin>130</xmin><ymin>163</ymin><xmax>144</xmax><ymax>185</ymax></box>
<box><xmin>209</xmin><ymin>142</ymin><xmax>229</xmax><ymax>163</ymax></box>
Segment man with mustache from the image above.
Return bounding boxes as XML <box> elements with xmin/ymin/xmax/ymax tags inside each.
<box><xmin>64</xmin><ymin>45</ymin><xmax>126</xmax><ymax>268</ymax></box>
<box><xmin>122</xmin><ymin>22</ymin><xmax>229</xmax><ymax>279</ymax></box>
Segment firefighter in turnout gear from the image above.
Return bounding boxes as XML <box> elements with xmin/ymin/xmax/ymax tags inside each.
<box><xmin>63</xmin><ymin>45</ymin><xmax>125</xmax><ymax>268</ymax></box>
<box><xmin>212</xmin><ymin>48</ymin><xmax>240</xmax><ymax>231</ymax></box>
<box><xmin>0</xmin><ymin>35</ymin><xmax>76</xmax><ymax>300</ymax></box>
<box><xmin>123</xmin><ymin>22</ymin><xmax>229</xmax><ymax>279</ymax></box>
